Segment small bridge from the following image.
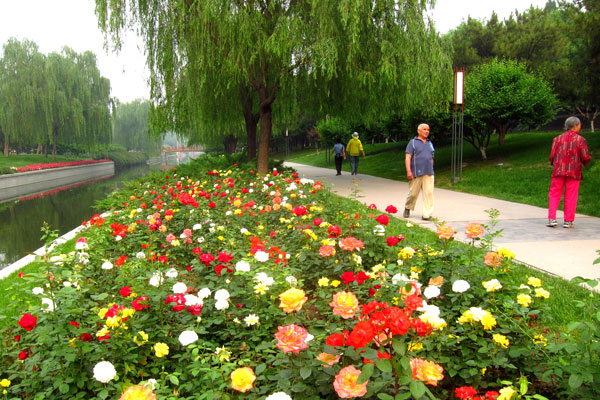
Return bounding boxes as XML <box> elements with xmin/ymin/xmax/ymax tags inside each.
<box><xmin>162</xmin><ymin>146</ymin><xmax>203</xmax><ymax>153</ymax></box>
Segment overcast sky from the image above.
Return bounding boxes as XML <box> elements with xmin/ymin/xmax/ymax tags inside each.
<box><xmin>0</xmin><ymin>0</ymin><xmax>551</xmax><ymax>103</ymax></box>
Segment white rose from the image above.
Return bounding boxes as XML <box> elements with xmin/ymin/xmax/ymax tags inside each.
<box><xmin>149</xmin><ymin>272</ymin><xmax>164</xmax><ymax>287</ymax></box>
<box><xmin>391</xmin><ymin>273</ymin><xmax>410</xmax><ymax>285</ymax></box>
<box><xmin>254</xmin><ymin>251</ymin><xmax>269</xmax><ymax>262</ymax></box>
<box><xmin>165</xmin><ymin>268</ymin><xmax>178</xmax><ymax>278</ymax></box>
<box><xmin>214</xmin><ymin>289</ymin><xmax>230</xmax><ymax>301</ymax></box>
<box><xmin>32</xmin><ymin>287</ymin><xmax>44</xmax><ymax>295</ymax></box>
<box><xmin>265</xmin><ymin>393</ymin><xmax>293</xmax><ymax>400</ymax></box>
<box><xmin>93</xmin><ymin>361</ymin><xmax>117</xmax><ymax>383</ymax></box>
<box><xmin>198</xmin><ymin>288</ymin><xmax>211</xmax><ymax>300</ymax></box>
<box><xmin>373</xmin><ymin>225</ymin><xmax>386</xmax><ymax>236</ymax></box>
<box><xmin>101</xmin><ymin>261</ymin><xmax>113</xmax><ymax>270</ymax></box>
<box><xmin>215</xmin><ymin>300</ymin><xmax>229</xmax><ymax>310</ymax></box>
<box><xmin>423</xmin><ymin>286</ymin><xmax>441</xmax><ymax>299</ymax></box>
<box><xmin>178</xmin><ymin>330</ymin><xmax>199</xmax><ymax>346</ymax></box>
<box><xmin>41</xmin><ymin>297</ymin><xmax>55</xmax><ymax>312</ymax></box>
<box><xmin>184</xmin><ymin>294</ymin><xmax>202</xmax><ymax>306</ymax></box>
<box><xmin>192</xmin><ymin>224</ymin><xmax>202</xmax><ymax>230</ymax></box>
<box><xmin>452</xmin><ymin>280</ymin><xmax>471</xmax><ymax>293</ymax></box>
<box><xmin>235</xmin><ymin>260</ymin><xmax>251</xmax><ymax>272</ymax></box>
<box><xmin>136</xmin><ymin>252</ymin><xmax>146</xmax><ymax>259</ymax></box>
<box><xmin>172</xmin><ymin>282</ymin><xmax>188</xmax><ymax>294</ymax></box>
<box><xmin>285</xmin><ymin>276</ymin><xmax>298</xmax><ymax>286</ymax></box>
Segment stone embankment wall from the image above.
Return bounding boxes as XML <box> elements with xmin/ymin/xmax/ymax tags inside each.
<box><xmin>0</xmin><ymin>161</ymin><xmax>115</xmax><ymax>202</ymax></box>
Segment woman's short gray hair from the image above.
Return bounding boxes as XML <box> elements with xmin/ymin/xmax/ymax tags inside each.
<box><xmin>565</xmin><ymin>116</ymin><xmax>581</xmax><ymax>131</ymax></box>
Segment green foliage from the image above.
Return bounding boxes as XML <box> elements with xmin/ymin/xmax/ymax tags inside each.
<box><xmin>95</xmin><ymin>0</ymin><xmax>452</xmax><ymax>173</ymax></box>
<box><xmin>316</xmin><ymin>117</ymin><xmax>351</xmax><ymax>147</ymax></box>
<box><xmin>2</xmin><ymin>159</ymin><xmax>599</xmax><ymax>398</ymax></box>
<box><xmin>464</xmin><ymin>59</ymin><xmax>558</xmax><ymax>158</ymax></box>
<box><xmin>113</xmin><ymin>99</ymin><xmax>162</xmax><ymax>156</ymax></box>
<box><xmin>0</xmin><ymin>38</ymin><xmax>112</xmax><ymax>158</ymax></box>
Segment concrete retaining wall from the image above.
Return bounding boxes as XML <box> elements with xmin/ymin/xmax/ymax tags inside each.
<box><xmin>0</xmin><ymin>161</ymin><xmax>115</xmax><ymax>202</ymax></box>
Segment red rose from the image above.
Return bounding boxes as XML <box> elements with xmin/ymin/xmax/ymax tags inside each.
<box><xmin>218</xmin><ymin>251</ymin><xmax>233</xmax><ymax>264</ymax></box>
<box><xmin>14</xmin><ymin>335</ymin><xmax>21</xmax><ymax>342</ymax></box>
<box><xmin>340</xmin><ymin>271</ymin><xmax>356</xmax><ymax>285</ymax></box>
<box><xmin>346</xmin><ymin>321</ymin><xmax>376</xmax><ymax>350</ymax></box>
<box><xmin>119</xmin><ymin>286</ymin><xmax>132</xmax><ymax>297</ymax></box>
<box><xmin>386</xmin><ymin>236</ymin><xmax>400</xmax><ymax>246</ymax></box>
<box><xmin>115</xmin><ymin>255</ymin><xmax>127</xmax><ymax>267</ymax></box>
<box><xmin>187</xmin><ymin>304</ymin><xmax>203</xmax><ymax>315</ymax></box>
<box><xmin>292</xmin><ymin>206</ymin><xmax>308</xmax><ymax>216</ymax></box>
<box><xmin>325</xmin><ymin>332</ymin><xmax>346</xmax><ymax>348</ymax></box>
<box><xmin>485</xmin><ymin>391</ymin><xmax>500</xmax><ymax>400</ymax></box>
<box><xmin>328</xmin><ymin>225</ymin><xmax>341</xmax><ymax>238</ymax></box>
<box><xmin>368</xmin><ymin>203</ymin><xmax>377</xmax><ymax>210</ymax></box>
<box><xmin>132</xmin><ymin>296</ymin><xmax>150</xmax><ymax>311</ymax></box>
<box><xmin>158</xmin><ymin>255</ymin><xmax>168</xmax><ymax>263</ymax></box>
<box><xmin>355</xmin><ymin>271</ymin><xmax>370</xmax><ymax>285</ymax></box>
<box><xmin>18</xmin><ymin>350</ymin><xmax>29</xmax><ymax>360</ymax></box>
<box><xmin>199</xmin><ymin>253</ymin><xmax>215</xmax><ymax>265</ymax></box>
<box><xmin>208</xmin><ymin>202</ymin><xmax>216</xmax><ymax>208</ymax></box>
<box><xmin>68</xmin><ymin>321</ymin><xmax>79</xmax><ymax>328</ymax></box>
<box><xmin>79</xmin><ymin>333</ymin><xmax>93</xmax><ymax>342</ymax></box>
<box><xmin>385</xmin><ymin>205</ymin><xmax>398</xmax><ymax>214</ymax></box>
<box><xmin>313</xmin><ymin>218</ymin><xmax>323</xmax><ymax>226</ymax></box>
<box><xmin>411</xmin><ymin>318</ymin><xmax>433</xmax><ymax>337</ymax></box>
<box><xmin>18</xmin><ymin>314</ymin><xmax>37</xmax><ymax>331</ymax></box>
<box><xmin>165</xmin><ymin>294</ymin><xmax>186</xmax><ymax>312</ymax></box>
<box><xmin>455</xmin><ymin>386</ymin><xmax>478</xmax><ymax>400</ymax></box>
<box><xmin>375</xmin><ymin>214</ymin><xmax>389</xmax><ymax>225</ymax></box>
<box><xmin>386</xmin><ymin>307</ymin><xmax>410</xmax><ymax>336</ymax></box>
<box><xmin>404</xmin><ymin>294</ymin><xmax>423</xmax><ymax>312</ymax></box>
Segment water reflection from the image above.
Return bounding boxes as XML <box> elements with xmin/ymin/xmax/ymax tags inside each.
<box><xmin>0</xmin><ymin>164</ymin><xmax>153</xmax><ymax>270</ymax></box>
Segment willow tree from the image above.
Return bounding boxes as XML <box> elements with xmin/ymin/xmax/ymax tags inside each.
<box><xmin>0</xmin><ymin>38</ymin><xmax>47</xmax><ymax>156</ymax></box>
<box><xmin>95</xmin><ymin>0</ymin><xmax>451</xmax><ymax>173</ymax></box>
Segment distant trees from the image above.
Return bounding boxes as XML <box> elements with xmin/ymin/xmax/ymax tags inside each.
<box><xmin>0</xmin><ymin>38</ymin><xmax>112</xmax><ymax>158</ymax></box>
<box><xmin>464</xmin><ymin>59</ymin><xmax>557</xmax><ymax>159</ymax></box>
<box><xmin>447</xmin><ymin>1</ymin><xmax>599</xmax><ymax>131</ymax></box>
<box><xmin>112</xmin><ymin>99</ymin><xmax>161</xmax><ymax>155</ymax></box>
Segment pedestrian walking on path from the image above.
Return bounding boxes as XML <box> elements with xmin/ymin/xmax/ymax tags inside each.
<box><xmin>332</xmin><ymin>137</ymin><xmax>346</xmax><ymax>176</ymax></box>
<box><xmin>404</xmin><ymin>123</ymin><xmax>435</xmax><ymax>221</ymax></box>
<box><xmin>346</xmin><ymin>132</ymin><xmax>365</xmax><ymax>175</ymax></box>
<box><xmin>547</xmin><ymin>116</ymin><xmax>591</xmax><ymax>229</ymax></box>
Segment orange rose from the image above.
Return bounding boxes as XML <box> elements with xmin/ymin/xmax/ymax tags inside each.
<box><xmin>428</xmin><ymin>276</ymin><xmax>444</xmax><ymax>288</ymax></box>
<box><xmin>333</xmin><ymin>365</ymin><xmax>368</xmax><ymax>398</ymax></box>
<box><xmin>278</xmin><ymin>288</ymin><xmax>308</xmax><ymax>313</ymax></box>
<box><xmin>339</xmin><ymin>237</ymin><xmax>365</xmax><ymax>252</ymax></box>
<box><xmin>231</xmin><ymin>367</ymin><xmax>256</xmax><ymax>393</ymax></box>
<box><xmin>410</xmin><ymin>358</ymin><xmax>444</xmax><ymax>386</ymax></box>
<box><xmin>465</xmin><ymin>222</ymin><xmax>485</xmax><ymax>239</ymax></box>
<box><xmin>329</xmin><ymin>291</ymin><xmax>360</xmax><ymax>319</ymax></box>
<box><xmin>436</xmin><ymin>224</ymin><xmax>454</xmax><ymax>240</ymax></box>
<box><xmin>274</xmin><ymin>324</ymin><xmax>309</xmax><ymax>354</ymax></box>
<box><xmin>316</xmin><ymin>352</ymin><xmax>341</xmax><ymax>367</ymax></box>
<box><xmin>484</xmin><ymin>251</ymin><xmax>502</xmax><ymax>268</ymax></box>
<box><xmin>319</xmin><ymin>244</ymin><xmax>336</xmax><ymax>257</ymax></box>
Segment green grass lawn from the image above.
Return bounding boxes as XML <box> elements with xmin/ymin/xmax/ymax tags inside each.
<box><xmin>282</xmin><ymin>131</ymin><xmax>600</xmax><ymax>217</ymax></box>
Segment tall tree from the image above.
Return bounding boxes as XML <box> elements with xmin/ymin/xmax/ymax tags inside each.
<box><xmin>464</xmin><ymin>59</ymin><xmax>558</xmax><ymax>159</ymax></box>
<box><xmin>113</xmin><ymin>99</ymin><xmax>161</xmax><ymax>154</ymax></box>
<box><xmin>0</xmin><ymin>38</ymin><xmax>46</xmax><ymax>156</ymax></box>
<box><xmin>95</xmin><ymin>0</ymin><xmax>451</xmax><ymax>173</ymax></box>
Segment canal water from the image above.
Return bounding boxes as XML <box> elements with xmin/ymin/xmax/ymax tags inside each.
<box><xmin>0</xmin><ymin>164</ymin><xmax>155</xmax><ymax>270</ymax></box>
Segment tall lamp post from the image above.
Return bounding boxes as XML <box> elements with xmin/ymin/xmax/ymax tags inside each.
<box><xmin>451</xmin><ymin>68</ymin><xmax>465</xmax><ymax>183</ymax></box>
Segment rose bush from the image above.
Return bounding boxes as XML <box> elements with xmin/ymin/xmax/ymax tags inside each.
<box><xmin>0</xmin><ymin>156</ymin><xmax>581</xmax><ymax>399</ymax></box>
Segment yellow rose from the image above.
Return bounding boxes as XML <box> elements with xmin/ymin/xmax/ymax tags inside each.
<box><xmin>1</xmin><ymin>379</ymin><xmax>11</xmax><ymax>388</ymax></box>
<box><xmin>153</xmin><ymin>342</ymin><xmax>169</xmax><ymax>358</ymax></box>
<box><xmin>534</xmin><ymin>288</ymin><xmax>550</xmax><ymax>299</ymax></box>
<box><xmin>527</xmin><ymin>277</ymin><xmax>542</xmax><ymax>287</ymax></box>
<box><xmin>492</xmin><ymin>334</ymin><xmax>510</xmax><ymax>348</ymax></box>
<box><xmin>318</xmin><ymin>277</ymin><xmax>329</xmax><ymax>287</ymax></box>
<box><xmin>497</xmin><ymin>386</ymin><xmax>516</xmax><ymax>400</ymax></box>
<box><xmin>278</xmin><ymin>288</ymin><xmax>308</xmax><ymax>313</ymax></box>
<box><xmin>517</xmin><ymin>293</ymin><xmax>532</xmax><ymax>307</ymax></box>
<box><xmin>231</xmin><ymin>367</ymin><xmax>256</xmax><ymax>393</ymax></box>
<box><xmin>133</xmin><ymin>331</ymin><xmax>148</xmax><ymax>346</ymax></box>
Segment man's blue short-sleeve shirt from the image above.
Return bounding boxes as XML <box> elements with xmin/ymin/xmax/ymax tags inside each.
<box><xmin>406</xmin><ymin>137</ymin><xmax>434</xmax><ymax>177</ymax></box>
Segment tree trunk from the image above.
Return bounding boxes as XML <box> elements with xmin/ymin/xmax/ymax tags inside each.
<box><xmin>3</xmin><ymin>140</ymin><xmax>8</xmax><ymax>157</ymax></box>
<box><xmin>257</xmin><ymin>103</ymin><xmax>272</xmax><ymax>174</ymax></box>
<box><xmin>479</xmin><ymin>146</ymin><xmax>487</xmax><ymax>161</ymax></box>
<box><xmin>36</xmin><ymin>144</ymin><xmax>42</xmax><ymax>154</ymax></box>
<box><xmin>497</xmin><ymin>126</ymin><xmax>508</xmax><ymax>146</ymax></box>
<box><xmin>52</xmin><ymin>124</ymin><xmax>58</xmax><ymax>162</ymax></box>
<box><xmin>223</xmin><ymin>134</ymin><xmax>238</xmax><ymax>154</ymax></box>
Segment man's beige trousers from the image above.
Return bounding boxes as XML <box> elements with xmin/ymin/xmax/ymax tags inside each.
<box><xmin>404</xmin><ymin>175</ymin><xmax>434</xmax><ymax>218</ymax></box>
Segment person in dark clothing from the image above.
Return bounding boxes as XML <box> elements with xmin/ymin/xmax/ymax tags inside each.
<box><xmin>332</xmin><ymin>138</ymin><xmax>346</xmax><ymax>176</ymax></box>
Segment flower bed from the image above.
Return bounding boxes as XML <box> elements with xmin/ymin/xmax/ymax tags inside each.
<box><xmin>14</xmin><ymin>159</ymin><xmax>111</xmax><ymax>173</ymax></box>
<box><xmin>0</xmin><ymin>160</ymin><xmax>595</xmax><ymax>399</ymax></box>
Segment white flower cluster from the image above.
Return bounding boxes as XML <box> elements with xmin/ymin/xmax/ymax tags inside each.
<box><xmin>214</xmin><ymin>289</ymin><xmax>230</xmax><ymax>310</ymax></box>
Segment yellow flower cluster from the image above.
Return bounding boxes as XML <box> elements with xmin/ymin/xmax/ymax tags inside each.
<box><xmin>516</xmin><ymin>293</ymin><xmax>532</xmax><ymax>307</ymax></box>
<box><xmin>497</xmin><ymin>386</ymin><xmax>516</xmax><ymax>400</ymax></box>
<box><xmin>457</xmin><ymin>307</ymin><xmax>497</xmax><ymax>330</ymax></box>
<box><xmin>533</xmin><ymin>334</ymin><xmax>548</xmax><ymax>347</ymax></box>
<box><xmin>497</xmin><ymin>247</ymin><xmax>515</xmax><ymax>259</ymax></box>
<box><xmin>534</xmin><ymin>288</ymin><xmax>550</xmax><ymax>299</ymax></box>
<box><xmin>492</xmin><ymin>334</ymin><xmax>510</xmax><ymax>348</ymax></box>
<box><xmin>133</xmin><ymin>331</ymin><xmax>148</xmax><ymax>346</ymax></box>
<box><xmin>398</xmin><ymin>247</ymin><xmax>415</xmax><ymax>260</ymax></box>
<box><xmin>153</xmin><ymin>342</ymin><xmax>169</xmax><ymax>358</ymax></box>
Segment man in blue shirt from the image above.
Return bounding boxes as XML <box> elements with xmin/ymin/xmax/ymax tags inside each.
<box><xmin>403</xmin><ymin>124</ymin><xmax>434</xmax><ymax>220</ymax></box>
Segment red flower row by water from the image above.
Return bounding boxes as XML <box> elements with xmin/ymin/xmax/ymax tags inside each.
<box><xmin>16</xmin><ymin>159</ymin><xmax>111</xmax><ymax>173</ymax></box>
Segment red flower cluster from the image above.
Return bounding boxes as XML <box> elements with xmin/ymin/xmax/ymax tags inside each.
<box><xmin>178</xmin><ymin>192</ymin><xmax>198</xmax><ymax>207</ymax></box>
<box><xmin>375</xmin><ymin>214</ymin><xmax>389</xmax><ymax>225</ymax></box>
<box><xmin>16</xmin><ymin>159</ymin><xmax>111</xmax><ymax>173</ymax></box>
<box><xmin>292</xmin><ymin>205</ymin><xmax>308</xmax><ymax>216</ymax></box>
<box><xmin>455</xmin><ymin>386</ymin><xmax>499</xmax><ymax>400</ymax></box>
<box><xmin>385</xmin><ymin>205</ymin><xmax>398</xmax><ymax>214</ymax></box>
<box><xmin>340</xmin><ymin>271</ymin><xmax>370</xmax><ymax>285</ymax></box>
<box><xmin>328</xmin><ymin>225</ymin><xmax>341</xmax><ymax>238</ymax></box>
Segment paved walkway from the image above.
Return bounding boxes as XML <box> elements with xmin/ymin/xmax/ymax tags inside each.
<box><xmin>285</xmin><ymin>162</ymin><xmax>600</xmax><ymax>282</ymax></box>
